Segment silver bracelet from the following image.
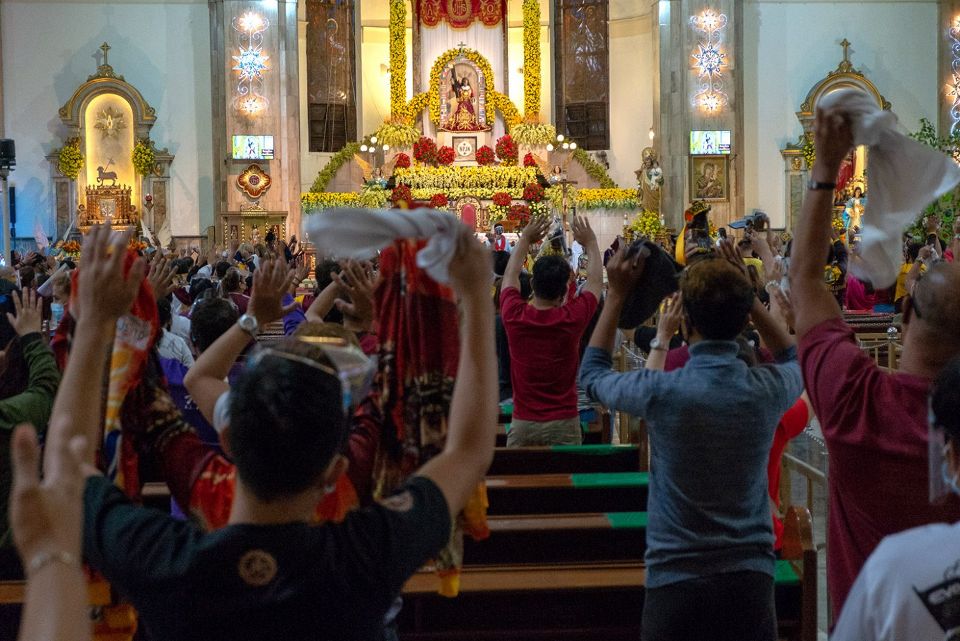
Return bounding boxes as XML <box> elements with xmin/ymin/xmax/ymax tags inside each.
<box><xmin>28</xmin><ymin>550</ymin><xmax>80</xmax><ymax>575</ymax></box>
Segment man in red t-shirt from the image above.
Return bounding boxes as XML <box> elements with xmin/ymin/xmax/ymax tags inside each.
<box><xmin>790</xmin><ymin>107</ymin><xmax>960</xmax><ymax>622</ymax></box>
<box><xmin>500</xmin><ymin>216</ymin><xmax>601</xmax><ymax>446</ymax></box>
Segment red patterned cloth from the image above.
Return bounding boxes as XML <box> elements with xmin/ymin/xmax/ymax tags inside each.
<box><xmin>416</xmin><ymin>0</ymin><xmax>505</xmax><ymax>28</ymax></box>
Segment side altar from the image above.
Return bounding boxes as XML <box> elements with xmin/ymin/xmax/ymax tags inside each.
<box><xmin>47</xmin><ymin>43</ymin><xmax>174</xmax><ymax>242</ymax></box>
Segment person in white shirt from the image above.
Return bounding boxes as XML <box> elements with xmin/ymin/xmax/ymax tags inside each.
<box><xmin>832</xmin><ymin>357</ymin><xmax>960</xmax><ymax>641</ymax></box>
<box><xmin>156</xmin><ymin>298</ymin><xmax>195</xmax><ymax>368</ymax></box>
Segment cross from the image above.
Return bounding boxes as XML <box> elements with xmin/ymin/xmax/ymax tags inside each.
<box><xmin>840</xmin><ymin>38</ymin><xmax>851</xmax><ymax>64</ymax></box>
<box><xmin>456</xmin><ymin>41</ymin><xmax>467</xmax><ymax>51</ymax></box>
<box><xmin>100</xmin><ymin>42</ymin><xmax>111</xmax><ymax>67</ymax></box>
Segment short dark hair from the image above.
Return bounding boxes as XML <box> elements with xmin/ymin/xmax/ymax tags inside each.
<box><xmin>532</xmin><ymin>255</ymin><xmax>571</xmax><ymax>301</ymax></box>
<box><xmin>157</xmin><ymin>298</ymin><xmax>172</xmax><ymax>328</ymax></box>
<box><xmin>933</xmin><ymin>358</ymin><xmax>960</xmax><ymax>442</ymax></box>
<box><xmin>190</xmin><ymin>298</ymin><xmax>239</xmax><ymax>353</ymax></box>
<box><xmin>228</xmin><ymin>339</ymin><xmax>346</xmax><ymax>501</ymax></box>
<box><xmin>493</xmin><ymin>251</ymin><xmax>511</xmax><ymax>277</ymax></box>
<box><xmin>906</xmin><ymin>241</ymin><xmax>923</xmax><ymax>262</ymax></box>
<box><xmin>680</xmin><ymin>258</ymin><xmax>755</xmax><ymax>340</ymax></box>
<box><xmin>189</xmin><ymin>278</ymin><xmax>215</xmax><ymax>303</ymax></box>
<box><xmin>214</xmin><ymin>261</ymin><xmax>232</xmax><ymax>280</ymax></box>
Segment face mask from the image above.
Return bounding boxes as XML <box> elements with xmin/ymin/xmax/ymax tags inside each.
<box><xmin>50</xmin><ymin>302</ymin><xmax>65</xmax><ymax>326</ymax></box>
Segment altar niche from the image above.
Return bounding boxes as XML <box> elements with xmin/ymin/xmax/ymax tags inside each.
<box><xmin>781</xmin><ymin>39</ymin><xmax>889</xmax><ymax>231</ymax></box>
<box><xmin>48</xmin><ymin>42</ymin><xmax>173</xmax><ymax>239</ymax></box>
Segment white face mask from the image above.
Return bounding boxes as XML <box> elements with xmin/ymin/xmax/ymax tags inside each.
<box><xmin>50</xmin><ymin>302</ymin><xmax>65</xmax><ymax>325</ymax></box>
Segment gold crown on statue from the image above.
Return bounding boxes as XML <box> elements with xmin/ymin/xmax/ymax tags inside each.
<box><xmin>684</xmin><ymin>200</ymin><xmax>711</xmax><ymax>222</ymax></box>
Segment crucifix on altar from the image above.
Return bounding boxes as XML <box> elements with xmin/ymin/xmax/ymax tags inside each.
<box><xmin>556</xmin><ymin>177</ymin><xmax>578</xmax><ymax>244</ymax></box>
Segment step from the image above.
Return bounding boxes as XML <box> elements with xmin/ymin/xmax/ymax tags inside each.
<box><xmin>487</xmin><ymin>445</ymin><xmax>640</xmax><ymax>476</ymax></box>
<box><xmin>485</xmin><ymin>472</ymin><xmax>649</xmax><ymax>515</ymax></box>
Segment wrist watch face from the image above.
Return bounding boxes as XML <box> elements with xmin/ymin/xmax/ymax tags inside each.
<box><xmin>649</xmin><ymin>337</ymin><xmax>662</xmax><ymax>350</ymax></box>
<box><xmin>238</xmin><ymin>314</ymin><xmax>258</xmax><ymax>334</ymax></box>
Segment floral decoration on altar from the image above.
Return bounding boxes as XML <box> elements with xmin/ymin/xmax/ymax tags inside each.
<box><xmin>413</xmin><ymin>137</ymin><xmax>440</xmax><ymax>165</ymax></box>
<box><xmin>429</xmin><ymin>193</ymin><xmax>449</xmax><ymax>209</ymax></box>
<box><xmin>624</xmin><ymin>210</ymin><xmax>665</xmax><ymax>240</ymax></box>
<box><xmin>429</xmin><ymin>48</ymin><xmax>494</xmax><ymax>127</ymax></box>
<box><xmin>132</xmin><ymin>138</ymin><xmax>156</xmax><ymax>176</ymax></box>
<box><xmin>301</xmin><ymin>192</ymin><xmax>360</xmax><ymax>213</ymax></box>
<box><xmin>495</xmin><ymin>135</ymin><xmax>518</xmax><ymax>165</ymax></box>
<box><xmin>508</xmin><ymin>203</ymin><xmax>532</xmax><ymax>228</ymax></box>
<box><xmin>389</xmin><ymin>0</ymin><xmax>407</xmax><ymax>119</ymax></box>
<box><xmin>522</xmin><ymin>0</ymin><xmax>541</xmax><ymax>118</ymax></box>
<box><xmin>394</xmin><ymin>152</ymin><xmax>412</xmax><ymax>169</ymax></box>
<box><xmin>375</xmin><ymin>119</ymin><xmax>421</xmax><ymax>149</ymax></box>
<box><xmin>394</xmin><ymin>165</ymin><xmax>539</xmax><ymax>190</ymax></box>
<box><xmin>310</xmin><ymin>142</ymin><xmax>361</xmax><ymax>191</ymax></box>
<box><xmin>390</xmin><ymin>183</ymin><xmax>414</xmax><ymax>207</ymax></box>
<box><xmin>513</xmin><ymin>122</ymin><xmax>557</xmax><ymax>146</ymax></box>
<box><xmin>57</xmin><ymin>138</ymin><xmax>84</xmax><ymax>180</ymax></box>
<box><xmin>476</xmin><ymin>145</ymin><xmax>495</xmax><ymax>166</ymax></box>
<box><xmin>488</xmin><ymin>192</ymin><xmax>513</xmax><ymax>222</ymax></box>
<box><xmin>438</xmin><ymin>146</ymin><xmax>456</xmax><ymax>166</ymax></box>
<box><xmin>237</xmin><ymin>164</ymin><xmax>272</xmax><ymax>199</ymax></box>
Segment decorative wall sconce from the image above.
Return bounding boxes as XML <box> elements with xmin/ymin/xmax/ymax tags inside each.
<box><xmin>233</xmin><ymin>11</ymin><xmax>270</xmax><ymax>116</ymax></box>
<box><xmin>947</xmin><ymin>15</ymin><xmax>960</xmax><ymax>134</ymax></box>
<box><xmin>689</xmin><ymin>10</ymin><xmax>728</xmax><ymax>113</ymax></box>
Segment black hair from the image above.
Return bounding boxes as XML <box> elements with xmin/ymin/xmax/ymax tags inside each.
<box><xmin>189</xmin><ymin>278</ymin><xmax>215</xmax><ymax>303</ymax></box>
<box><xmin>906</xmin><ymin>241</ymin><xmax>923</xmax><ymax>262</ymax></box>
<box><xmin>157</xmin><ymin>298</ymin><xmax>172</xmax><ymax>329</ymax></box>
<box><xmin>190</xmin><ymin>297</ymin><xmax>239</xmax><ymax>353</ymax></box>
<box><xmin>228</xmin><ymin>340</ymin><xmax>347</xmax><ymax>501</ymax></box>
<box><xmin>172</xmin><ymin>257</ymin><xmax>194</xmax><ymax>275</ymax></box>
<box><xmin>493</xmin><ymin>251</ymin><xmax>511</xmax><ymax>277</ymax></box>
<box><xmin>314</xmin><ymin>259</ymin><xmax>344</xmax><ymax>324</ymax></box>
<box><xmin>531</xmin><ymin>255</ymin><xmax>571</xmax><ymax>301</ymax></box>
<box><xmin>214</xmin><ymin>260</ymin><xmax>232</xmax><ymax>280</ymax></box>
<box><xmin>933</xmin><ymin>357</ymin><xmax>960</xmax><ymax>442</ymax></box>
<box><xmin>680</xmin><ymin>258</ymin><xmax>755</xmax><ymax>341</ymax></box>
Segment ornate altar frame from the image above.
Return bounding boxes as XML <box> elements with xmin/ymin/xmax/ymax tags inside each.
<box><xmin>780</xmin><ymin>40</ymin><xmax>890</xmax><ymax>229</ymax></box>
<box><xmin>222</xmin><ymin>203</ymin><xmax>288</xmax><ymax>247</ymax></box>
<box><xmin>46</xmin><ymin>43</ymin><xmax>175</xmax><ymax>239</ymax></box>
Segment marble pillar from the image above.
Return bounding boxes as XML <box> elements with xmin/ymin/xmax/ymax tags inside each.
<box><xmin>209</xmin><ymin>0</ymin><xmax>302</xmax><ymax>241</ymax></box>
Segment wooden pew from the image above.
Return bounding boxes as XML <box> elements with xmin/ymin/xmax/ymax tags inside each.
<box><xmin>486</xmin><ymin>445</ymin><xmax>640</xmax><ymax>476</ymax></box>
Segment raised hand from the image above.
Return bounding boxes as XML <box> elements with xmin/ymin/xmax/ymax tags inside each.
<box><xmin>717</xmin><ymin>238</ymin><xmax>748</xmax><ymax>276</ymax></box>
<box><xmin>571</xmin><ymin>215</ymin><xmax>597</xmax><ymax>247</ymax></box>
<box><xmin>10</xmin><ymin>423</ymin><xmax>88</xmax><ymax>570</ymax></box>
<box><xmin>247</xmin><ymin>259</ymin><xmax>291</xmax><ymax>324</ymax></box>
<box><xmin>605</xmin><ymin>241</ymin><xmax>648</xmax><ymax>300</ymax></box>
<box><xmin>6</xmin><ymin>288</ymin><xmax>43</xmax><ymax>336</ymax></box>
<box><xmin>333</xmin><ymin>260</ymin><xmax>377</xmax><ymax>327</ymax></box>
<box><xmin>449</xmin><ymin>226</ymin><xmax>493</xmax><ymax>298</ymax></box>
<box><xmin>812</xmin><ymin>106</ymin><xmax>854</xmax><ymax>180</ymax></box>
<box><xmin>75</xmin><ymin>225</ymin><xmax>146</xmax><ymax>328</ymax></box>
<box><xmin>520</xmin><ymin>217</ymin><xmax>551</xmax><ymax>245</ymax></box>
<box><xmin>146</xmin><ymin>253</ymin><xmax>178</xmax><ymax>302</ymax></box>
<box><xmin>769</xmin><ymin>284</ymin><xmax>796</xmax><ymax>331</ymax></box>
<box><xmin>656</xmin><ymin>292</ymin><xmax>684</xmax><ymax>342</ymax></box>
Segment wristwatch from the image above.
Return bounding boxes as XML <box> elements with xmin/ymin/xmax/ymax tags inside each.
<box><xmin>649</xmin><ymin>337</ymin><xmax>668</xmax><ymax>352</ymax></box>
<box><xmin>807</xmin><ymin>179</ymin><xmax>836</xmax><ymax>191</ymax></box>
<box><xmin>237</xmin><ymin>313</ymin><xmax>259</xmax><ymax>337</ymax></box>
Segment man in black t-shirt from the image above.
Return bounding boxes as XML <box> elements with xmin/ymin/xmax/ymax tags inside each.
<box><xmin>43</xmin><ymin>224</ymin><xmax>497</xmax><ymax>641</ymax></box>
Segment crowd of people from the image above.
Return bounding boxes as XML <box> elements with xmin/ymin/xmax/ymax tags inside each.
<box><xmin>1</xmin><ymin>108</ymin><xmax>959</xmax><ymax>641</ymax></box>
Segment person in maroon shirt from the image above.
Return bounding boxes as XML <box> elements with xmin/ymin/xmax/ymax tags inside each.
<box><xmin>500</xmin><ymin>216</ymin><xmax>602</xmax><ymax>446</ymax></box>
<box><xmin>790</xmin><ymin>106</ymin><xmax>960</xmax><ymax>623</ymax></box>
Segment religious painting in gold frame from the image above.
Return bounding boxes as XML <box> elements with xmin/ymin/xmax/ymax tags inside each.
<box><xmin>690</xmin><ymin>155</ymin><xmax>728</xmax><ymax>202</ymax></box>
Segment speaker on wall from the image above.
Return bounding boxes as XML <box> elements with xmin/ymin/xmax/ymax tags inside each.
<box><xmin>0</xmin><ymin>139</ymin><xmax>15</xmax><ymax>169</ymax></box>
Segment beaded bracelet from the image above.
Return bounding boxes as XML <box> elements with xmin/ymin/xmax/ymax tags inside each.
<box><xmin>28</xmin><ymin>550</ymin><xmax>80</xmax><ymax>575</ymax></box>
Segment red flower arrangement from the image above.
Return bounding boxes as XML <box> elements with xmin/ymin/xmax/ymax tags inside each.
<box><xmin>523</xmin><ymin>181</ymin><xmax>545</xmax><ymax>203</ymax></box>
<box><xmin>523</xmin><ymin>152</ymin><xmax>538</xmax><ymax>168</ymax></box>
<box><xmin>492</xmin><ymin>192</ymin><xmax>513</xmax><ymax>207</ymax></box>
<box><xmin>429</xmin><ymin>193</ymin><xmax>449</xmax><ymax>209</ymax></box>
<box><xmin>508</xmin><ymin>203</ymin><xmax>532</xmax><ymax>227</ymax></box>
<box><xmin>476</xmin><ymin>145</ymin><xmax>496</xmax><ymax>166</ymax></box>
<box><xmin>413</xmin><ymin>136</ymin><xmax>438</xmax><ymax>166</ymax></box>
<box><xmin>391</xmin><ymin>183</ymin><xmax>413</xmax><ymax>207</ymax></box>
<box><xmin>394</xmin><ymin>152</ymin><xmax>411</xmax><ymax>169</ymax></box>
<box><xmin>495</xmin><ymin>135</ymin><xmax>518</xmax><ymax>165</ymax></box>
<box><xmin>437</xmin><ymin>146</ymin><xmax>456</xmax><ymax>166</ymax></box>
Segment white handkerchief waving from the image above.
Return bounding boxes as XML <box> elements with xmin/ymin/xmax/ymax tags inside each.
<box><xmin>303</xmin><ymin>207</ymin><xmax>464</xmax><ymax>284</ymax></box>
<box><xmin>818</xmin><ymin>89</ymin><xmax>960</xmax><ymax>288</ymax></box>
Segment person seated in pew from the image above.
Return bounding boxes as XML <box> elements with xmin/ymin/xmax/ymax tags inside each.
<box><xmin>47</xmin><ymin>224</ymin><xmax>496</xmax><ymax>641</ymax></box>
<box><xmin>580</xmin><ymin>240</ymin><xmax>803</xmax><ymax>641</ymax></box>
<box><xmin>832</xmin><ymin>357</ymin><xmax>960</xmax><ymax>641</ymax></box>
<box><xmin>500</xmin><ymin>216</ymin><xmax>602</xmax><ymax>446</ymax></box>
<box><xmin>790</xmin><ymin>107</ymin><xmax>960</xmax><ymax>620</ymax></box>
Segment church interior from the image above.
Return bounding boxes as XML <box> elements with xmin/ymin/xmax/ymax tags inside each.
<box><xmin>2</xmin><ymin>2</ymin><xmax>960</xmax><ymax>641</ymax></box>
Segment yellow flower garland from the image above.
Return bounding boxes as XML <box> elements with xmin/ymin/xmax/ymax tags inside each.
<box><xmin>395</xmin><ymin>165</ymin><xmax>538</xmax><ymax>190</ymax></box>
<box><xmin>389</xmin><ymin>0</ymin><xmax>407</xmax><ymax>120</ymax></box>
<box><xmin>405</xmin><ymin>91</ymin><xmax>430</xmax><ymax>123</ymax></box>
<box><xmin>301</xmin><ymin>192</ymin><xmax>360</xmax><ymax>213</ymax></box>
<box><xmin>522</xmin><ymin>0</ymin><xmax>541</xmax><ymax>118</ymax></box>
<box><xmin>490</xmin><ymin>91</ymin><xmax>521</xmax><ymax>129</ymax></box>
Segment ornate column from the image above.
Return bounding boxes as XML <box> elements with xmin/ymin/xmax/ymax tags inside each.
<box><xmin>208</xmin><ymin>0</ymin><xmax>302</xmax><ymax>240</ymax></box>
<box><xmin>653</xmin><ymin>0</ymin><xmax>744</xmax><ymax>229</ymax></box>
<box><xmin>0</xmin><ymin>6</ymin><xmax>5</xmax><ymax>138</ymax></box>
<box><xmin>940</xmin><ymin>1</ymin><xmax>960</xmax><ymax>135</ymax></box>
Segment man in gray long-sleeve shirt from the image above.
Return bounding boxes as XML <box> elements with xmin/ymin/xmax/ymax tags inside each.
<box><xmin>579</xmin><ymin>246</ymin><xmax>803</xmax><ymax>641</ymax></box>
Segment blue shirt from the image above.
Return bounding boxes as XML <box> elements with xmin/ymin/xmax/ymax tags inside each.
<box><xmin>579</xmin><ymin>341</ymin><xmax>803</xmax><ymax>588</ymax></box>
